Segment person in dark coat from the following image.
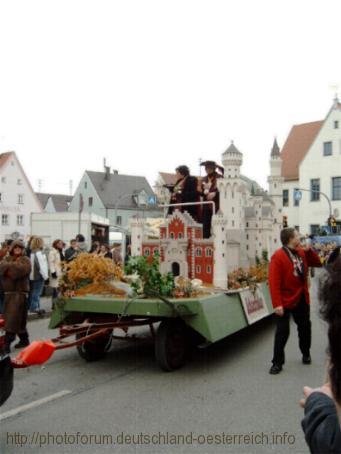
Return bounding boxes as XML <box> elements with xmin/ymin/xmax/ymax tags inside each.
<box><xmin>300</xmin><ymin>248</ymin><xmax>341</xmax><ymax>453</ymax></box>
<box><xmin>167</xmin><ymin>165</ymin><xmax>200</xmax><ymax>221</ymax></box>
<box><xmin>65</xmin><ymin>239</ymin><xmax>79</xmax><ymax>262</ymax></box>
<box><xmin>199</xmin><ymin>161</ymin><xmax>224</xmax><ymax>238</ymax></box>
<box><xmin>0</xmin><ymin>240</ymin><xmax>31</xmax><ymax>352</ymax></box>
<box><xmin>268</xmin><ymin>228</ymin><xmax>322</xmax><ymax>374</ymax></box>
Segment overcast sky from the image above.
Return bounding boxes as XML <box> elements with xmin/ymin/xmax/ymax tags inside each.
<box><xmin>0</xmin><ymin>0</ymin><xmax>340</xmax><ymax>195</ymax></box>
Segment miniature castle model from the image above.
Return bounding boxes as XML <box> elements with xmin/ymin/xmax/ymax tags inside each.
<box><xmin>131</xmin><ymin>141</ymin><xmax>283</xmax><ymax>289</ymax></box>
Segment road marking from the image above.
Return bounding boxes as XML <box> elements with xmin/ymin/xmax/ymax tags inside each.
<box><xmin>0</xmin><ymin>389</ymin><xmax>72</xmax><ymax>421</ymax></box>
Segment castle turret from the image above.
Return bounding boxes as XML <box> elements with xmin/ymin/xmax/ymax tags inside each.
<box><xmin>222</xmin><ymin>141</ymin><xmax>243</xmax><ymax>178</ymax></box>
<box><xmin>212</xmin><ymin>213</ymin><xmax>228</xmax><ymax>289</ymax></box>
<box><xmin>267</xmin><ymin>138</ymin><xmax>284</xmax><ymax>255</ymax></box>
<box><xmin>130</xmin><ymin>218</ymin><xmax>146</xmax><ymax>256</ymax></box>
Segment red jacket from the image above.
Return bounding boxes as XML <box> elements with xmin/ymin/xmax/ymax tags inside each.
<box><xmin>269</xmin><ymin>247</ymin><xmax>322</xmax><ymax>309</ymax></box>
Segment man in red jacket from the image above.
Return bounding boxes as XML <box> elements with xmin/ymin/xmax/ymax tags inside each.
<box><xmin>269</xmin><ymin>228</ymin><xmax>322</xmax><ymax>374</ymax></box>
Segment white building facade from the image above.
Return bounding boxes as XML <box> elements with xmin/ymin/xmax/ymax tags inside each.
<box><xmin>281</xmin><ymin>98</ymin><xmax>341</xmax><ymax>234</ymax></box>
<box><xmin>0</xmin><ymin>152</ymin><xmax>42</xmax><ymax>242</ymax></box>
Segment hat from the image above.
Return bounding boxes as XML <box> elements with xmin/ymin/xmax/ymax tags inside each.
<box><xmin>9</xmin><ymin>240</ymin><xmax>25</xmax><ymax>253</ymax></box>
<box><xmin>200</xmin><ymin>161</ymin><xmax>224</xmax><ymax>175</ymax></box>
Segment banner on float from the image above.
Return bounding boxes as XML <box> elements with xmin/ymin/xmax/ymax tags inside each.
<box><xmin>239</xmin><ymin>284</ymin><xmax>270</xmax><ymax>325</ymax></box>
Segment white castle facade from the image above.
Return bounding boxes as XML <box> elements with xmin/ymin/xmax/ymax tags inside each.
<box><xmin>131</xmin><ymin>141</ymin><xmax>283</xmax><ymax>289</ymax></box>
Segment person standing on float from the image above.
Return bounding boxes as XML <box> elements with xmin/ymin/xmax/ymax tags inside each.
<box><xmin>199</xmin><ymin>161</ymin><xmax>224</xmax><ymax>238</ymax></box>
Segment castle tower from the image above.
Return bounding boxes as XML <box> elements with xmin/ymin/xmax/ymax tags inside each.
<box><xmin>130</xmin><ymin>218</ymin><xmax>146</xmax><ymax>256</ymax></box>
<box><xmin>222</xmin><ymin>141</ymin><xmax>243</xmax><ymax>179</ymax></box>
<box><xmin>267</xmin><ymin>138</ymin><xmax>284</xmax><ymax>255</ymax></box>
<box><xmin>212</xmin><ymin>213</ymin><xmax>229</xmax><ymax>289</ymax></box>
<box><xmin>219</xmin><ymin>141</ymin><xmax>244</xmax><ymax>230</ymax></box>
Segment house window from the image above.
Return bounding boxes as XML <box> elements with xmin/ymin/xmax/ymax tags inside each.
<box><xmin>196</xmin><ymin>248</ymin><xmax>202</xmax><ymax>257</ymax></box>
<box><xmin>196</xmin><ymin>265</ymin><xmax>201</xmax><ymax>273</ymax></box>
<box><xmin>294</xmin><ymin>225</ymin><xmax>300</xmax><ymax>231</ymax></box>
<box><xmin>178</xmin><ymin>233</ymin><xmax>183</xmax><ymax>239</ymax></box>
<box><xmin>1</xmin><ymin>177</ymin><xmax>6</xmax><ymax>183</ymax></box>
<box><xmin>17</xmin><ymin>178</ymin><xmax>22</xmax><ymax>185</ymax></box>
<box><xmin>144</xmin><ymin>248</ymin><xmax>150</xmax><ymax>256</ymax></box>
<box><xmin>205</xmin><ymin>248</ymin><xmax>213</xmax><ymax>257</ymax></box>
<box><xmin>294</xmin><ymin>188</ymin><xmax>300</xmax><ymax>206</ymax></box>
<box><xmin>116</xmin><ymin>215</ymin><xmax>122</xmax><ymax>225</ymax></box>
<box><xmin>170</xmin><ymin>232</ymin><xmax>175</xmax><ymax>239</ymax></box>
<box><xmin>332</xmin><ymin>177</ymin><xmax>341</xmax><ymax>200</ymax></box>
<box><xmin>88</xmin><ymin>197</ymin><xmax>93</xmax><ymax>207</ymax></box>
<box><xmin>17</xmin><ymin>215</ymin><xmax>24</xmax><ymax>226</ymax></box>
<box><xmin>153</xmin><ymin>248</ymin><xmax>159</xmax><ymax>255</ymax></box>
<box><xmin>334</xmin><ymin>121</ymin><xmax>339</xmax><ymax>129</ymax></box>
<box><xmin>206</xmin><ymin>265</ymin><xmax>212</xmax><ymax>274</ymax></box>
<box><xmin>84</xmin><ymin>181</ymin><xmax>87</xmax><ymax>189</ymax></box>
<box><xmin>323</xmin><ymin>141</ymin><xmax>333</xmax><ymax>156</ymax></box>
<box><xmin>18</xmin><ymin>194</ymin><xmax>24</xmax><ymax>204</ymax></box>
<box><xmin>282</xmin><ymin>189</ymin><xmax>289</xmax><ymax>207</ymax></box>
<box><xmin>0</xmin><ymin>193</ymin><xmax>2</xmax><ymax>201</ymax></box>
<box><xmin>310</xmin><ymin>224</ymin><xmax>320</xmax><ymax>235</ymax></box>
<box><xmin>1</xmin><ymin>214</ymin><xmax>9</xmax><ymax>225</ymax></box>
<box><xmin>310</xmin><ymin>179</ymin><xmax>320</xmax><ymax>201</ymax></box>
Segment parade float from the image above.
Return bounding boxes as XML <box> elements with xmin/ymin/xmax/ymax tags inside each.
<box><xmin>1</xmin><ymin>141</ymin><xmax>282</xmax><ymax>405</ymax></box>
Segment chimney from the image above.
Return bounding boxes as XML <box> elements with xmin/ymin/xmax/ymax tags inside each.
<box><xmin>104</xmin><ymin>165</ymin><xmax>111</xmax><ymax>181</ymax></box>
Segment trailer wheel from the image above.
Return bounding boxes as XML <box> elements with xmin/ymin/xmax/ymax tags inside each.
<box><xmin>76</xmin><ymin>331</ymin><xmax>112</xmax><ymax>362</ymax></box>
<box><xmin>155</xmin><ymin>320</ymin><xmax>188</xmax><ymax>371</ymax></box>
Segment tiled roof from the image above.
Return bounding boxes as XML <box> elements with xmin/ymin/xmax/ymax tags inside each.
<box><xmin>36</xmin><ymin>193</ymin><xmax>73</xmax><ymax>211</ymax></box>
<box><xmin>0</xmin><ymin>152</ymin><xmax>13</xmax><ymax>169</ymax></box>
<box><xmin>281</xmin><ymin>121</ymin><xmax>323</xmax><ymax>181</ymax></box>
<box><xmin>86</xmin><ymin>171</ymin><xmax>158</xmax><ymax>210</ymax></box>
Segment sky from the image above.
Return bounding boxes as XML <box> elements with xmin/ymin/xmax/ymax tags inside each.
<box><xmin>0</xmin><ymin>0</ymin><xmax>340</xmax><ymax>195</ymax></box>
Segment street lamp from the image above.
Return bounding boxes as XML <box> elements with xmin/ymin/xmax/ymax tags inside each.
<box><xmin>294</xmin><ymin>188</ymin><xmax>332</xmax><ymax>218</ymax></box>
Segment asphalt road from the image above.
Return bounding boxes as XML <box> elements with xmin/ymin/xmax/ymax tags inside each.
<box><xmin>0</xmin><ymin>278</ymin><xmax>330</xmax><ymax>454</ymax></box>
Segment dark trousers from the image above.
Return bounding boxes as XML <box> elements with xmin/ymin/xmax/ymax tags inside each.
<box><xmin>272</xmin><ymin>299</ymin><xmax>311</xmax><ymax>365</ymax></box>
<box><xmin>4</xmin><ymin>331</ymin><xmax>29</xmax><ymax>352</ymax></box>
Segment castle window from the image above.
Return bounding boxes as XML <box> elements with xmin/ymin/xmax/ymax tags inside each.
<box><xmin>178</xmin><ymin>233</ymin><xmax>183</xmax><ymax>239</ymax></box>
<box><xmin>205</xmin><ymin>248</ymin><xmax>213</xmax><ymax>257</ymax></box>
<box><xmin>170</xmin><ymin>232</ymin><xmax>175</xmax><ymax>239</ymax></box>
<box><xmin>196</xmin><ymin>248</ymin><xmax>202</xmax><ymax>257</ymax></box>
<box><xmin>246</xmin><ymin>234</ymin><xmax>249</xmax><ymax>240</ymax></box>
<box><xmin>206</xmin><ymin>265</ymin><xmax>212</xmax><ymax>274</ymax></box>
<box><xmin>246</xmin><ymin>245</ymin><xmax>249</xmax><ymax>250</ymax></box>
<box><xmin>232</xmin><ymin>192</ymin><xmax>234</xmax><ymax>199</ymax></box>
<box><xmin>246</xmin><ymin>222</ymin><xmax>249</xmax><ymax>227</ymax></box>
<box><xmin>334</xmin><ymin>121</ymin><xmax>339</xmax><ymax>129</ymax></box>
<box><xmin>196</xmin><ymin>265</ymin><xmax>201</xmax><ymax>273</ymax></box>
<box><xmin>232</xmin><ymin>207</ymin><xmax>234</xmax><ymax>213</ymax></box>
<box><xmin>144</xmin><ymin>248</ymin><xmax>150</xmax><ymax>256</ymax></box>
<box><xmin>232</xmin><ymin>220</ymin><xmax>235</xmax><ymax>227</ymax></box>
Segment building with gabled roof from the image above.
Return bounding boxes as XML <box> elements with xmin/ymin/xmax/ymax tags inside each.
<box><xmin>281</xmin><ymin>97</ymin><xmax>341</xmax><ymax>233</ymax></box>
<box><xmin>0</xmin><ymin>151</ymin><xmax>42</xmax><ymax>242</ymax></box>
<box><xmin>69</xmin><ymin>162</ymin><xmax>162</xmax><ymax>231</ymax></box>
<box><xmin>36</xmin><ymin>193</ymin><xmax>73</xmax><ymax>212</ymax></box>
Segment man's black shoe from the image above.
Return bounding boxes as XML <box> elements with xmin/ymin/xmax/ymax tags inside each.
<box><xmin>302</xmin><ymin>355</ymin><xmax>311</xmax><ymax>365</ymax></box>
<box><xmin>14</xmin><ymin>340</ymin><xmax>30</xmax><ymax>349</ymax></box>
<box><xmin>269</xmin><ymin>364</ymin><xmax>282</xmax><ymax>375</ymax></box>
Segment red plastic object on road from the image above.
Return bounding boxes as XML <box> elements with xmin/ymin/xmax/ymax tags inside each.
<box><xmin>13</xmin><ymin>340</ymin><xmax>56</xmax><ymax>367</ymax></box>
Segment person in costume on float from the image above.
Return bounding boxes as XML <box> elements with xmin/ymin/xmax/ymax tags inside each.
<box><xmin>300</xmin><ymin>246</ymin><xmax>341</xmax><ymax>453</ymax></box>
<box><xmin>199</xmin><ymin>161</ymin><xmax>224</xmax><ymax>238</ymax></box>
<box><xmin>0</xmin><ymin>240</ymin><xmax>31</xmax><ymax>353</ymax></box>
<box><xmin>167</xmin><ymin>165</ymin><xmax>200</xmax><ymax>221</ymax></box>
<box><xmin>268</xmin><ymin>228</ymin><xmax>322</xmax><ymax>375</ymax></box>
